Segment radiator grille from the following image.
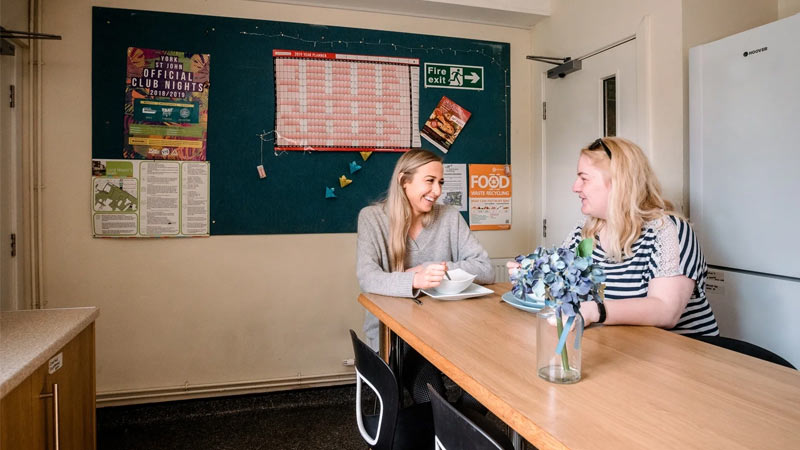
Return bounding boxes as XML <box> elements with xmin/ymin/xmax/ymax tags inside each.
<box><xmin>491</xmin><ymin>258</ymin><xmax>511</xmax><ymax>283</ymax></box>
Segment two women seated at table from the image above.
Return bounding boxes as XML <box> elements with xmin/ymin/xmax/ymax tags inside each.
<box><xmin>357</xmin><ymin>139</ymin><xmax>719</xmax><ymax>402</ymax></box>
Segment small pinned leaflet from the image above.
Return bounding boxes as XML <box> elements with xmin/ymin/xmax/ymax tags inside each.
<box><xmin>325</xmin><ymin>187</ymin><xmax>336</xmax><ymax>198</ymax></box>
<box><xmin>339</xmin><ymin>175</ymin><xmax>352</xmax><ymax>188</ymax></box>
<box><xmin>349</xmin><ymin>161</ymin><xmax>362</xmax><ymax>174</ymax></box>
<box><xmin>257</xmin><ymin>165</ymin><xmax>266</xmax><ymax>179</ymax></box>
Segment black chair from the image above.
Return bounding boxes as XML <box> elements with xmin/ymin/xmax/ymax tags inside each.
<box><xmin>349</xmin><ymin>330</ymin><xmax>435</xmax><ymax>450</ymax></box>
<box><xmin>691</xmin><ymin>335</ymin><xmax>796</xmax><ymax>369</ymax></box>
<box><xmin>427</xmin><ymin>384</ymin><xmax>515</xmax><ymax>450</ymax></box>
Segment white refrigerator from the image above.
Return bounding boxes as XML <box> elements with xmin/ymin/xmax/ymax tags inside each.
<box><xmin>689</xmin><ymin>13</ymin><xmax>800</xmax><ymax>367</ymax></box>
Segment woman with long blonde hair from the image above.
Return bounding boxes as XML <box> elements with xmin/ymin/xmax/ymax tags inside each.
<box><xmin>357</xmin><ymin>149</ymin><xmax>494</xmax><ymax>402</ymax></box>
<box><xmin>510</xmin><ymin>137</ymin><xmax>718</xmax><ymax>335</ymax></box>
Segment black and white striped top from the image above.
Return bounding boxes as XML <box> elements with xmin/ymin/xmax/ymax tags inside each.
<box><xmin>563</xmin><ymin>215</ymin><xmax>719</xmax><ymax>336</ymax></box>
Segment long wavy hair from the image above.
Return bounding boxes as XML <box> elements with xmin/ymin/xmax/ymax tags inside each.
<box><xmin>383</xmin><ymin>149</ymin><xmax>443</xmax><ymax>272</ymax></box>
<box><xmin>580</xmin><ymin>137</ymin><xmax>678</xmax><ymax>262</ymax></box>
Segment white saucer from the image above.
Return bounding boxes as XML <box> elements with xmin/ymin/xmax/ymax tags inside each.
<box><xmin>422</xmin><ymin>283</ymin><xmax>494</xmax><ymax>301</ymax></box>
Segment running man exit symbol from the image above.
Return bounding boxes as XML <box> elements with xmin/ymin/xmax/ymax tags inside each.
<box><xmin>425</xmin><ymin>63</ymin><xmax>484</xmax><ymax>91</ymax></box>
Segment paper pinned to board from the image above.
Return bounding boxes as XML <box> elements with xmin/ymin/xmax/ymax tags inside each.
<box><xmin>420</xmin><ymin>96</ymin><xmax>471</xmax><ymax>153</ymax></box>
<box><xmin>468</xmin><ymin>164</ymin><xmax>511</xmax><ymax>231</ymax></box>
<box><xmin>437</xmin><ymin>164</ymin><xmax>467</xmax><ymax>212</ymax></box>
<box><xmin>91</xmin><ymin>159</ymin><xmax>210</xmax><ymax>237</ymax></box>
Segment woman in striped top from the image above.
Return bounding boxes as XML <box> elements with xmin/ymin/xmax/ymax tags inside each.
<box><xmin>515</xmin><ymin>137</ymin><xmax>719</xmax><ymax>335</ymax></box>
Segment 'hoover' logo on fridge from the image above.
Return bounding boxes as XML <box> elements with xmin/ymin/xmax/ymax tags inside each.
<box><xmin>743</xmin><ymin>46</ymin><xmax>767</xmax><ymax>57</ymax></box>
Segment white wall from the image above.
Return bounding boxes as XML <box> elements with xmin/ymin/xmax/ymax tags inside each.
<box><xmin>779</xmin><ymin>0</ymin><xmax>800</xmax><ymax>17</ymax></box>
<box><xmin>40</xmin><ymin>0</ymin><xmax>533</xmax><ymax>403</ymax></box>
<box><xmin>0</xmin><ymin>0</ymin><xmax>28</xmax><ymax>31</ymax></box>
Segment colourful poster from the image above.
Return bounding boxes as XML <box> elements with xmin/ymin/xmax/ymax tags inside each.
<box><xmin>468</xmin><ymin>164</ymin><xmax>511</xmax><ymax>231</ymax></box>
<box><xmin>420</xmin><ymin>96</ymin><xmax>471</xmax><ymax>153</ymax></box>
<box><xmin>124</xmin><ymin>48</ymin><xmax>210</xmax><ymax>160</ymax></box>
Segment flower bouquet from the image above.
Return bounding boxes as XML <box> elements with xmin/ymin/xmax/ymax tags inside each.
<box><xmin>510</xmin><ymin>238</ymin><xmax>606</xmax><ymax>383</ymax></box>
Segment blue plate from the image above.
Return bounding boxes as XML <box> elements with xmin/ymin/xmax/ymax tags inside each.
<box><xmin>501</xmin><ymin>291</ymin><xmax>545</xmax><ymax>313</ymax></box>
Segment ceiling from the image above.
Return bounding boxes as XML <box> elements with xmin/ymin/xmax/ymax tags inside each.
<box><xmin>252</xmin><ymin>0</ymin><xmax>550</xmax><ymax>29</ymax></box>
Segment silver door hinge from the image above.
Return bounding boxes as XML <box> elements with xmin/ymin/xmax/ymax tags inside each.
<box><xmin>9</xmin><ymin>85</ymin><xmax>14</xmax><ymax>108</ymax></box>
<box><xmin>543</xmin><ymin>219</ymin><xmax>547</xmax><ymax>238</ymax></box>
<box><xmin>542</xmin><ymin>101</ymin><xmax>546</xmax><ymax>120</ymax></box>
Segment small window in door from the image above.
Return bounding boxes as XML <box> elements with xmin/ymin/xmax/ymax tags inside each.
<box><xmin>603</xmin><ymin>76</ymin><xmax>616</xmax><ymax>137</ymax></box>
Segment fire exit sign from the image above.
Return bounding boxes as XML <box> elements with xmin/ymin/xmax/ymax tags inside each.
<box><xmin>424</xmin><ymin>63</ymin><xmax>484</xmax><ymax>91</ymax></box>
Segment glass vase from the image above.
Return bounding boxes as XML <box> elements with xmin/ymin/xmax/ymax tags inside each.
<box><xmin>536</xmin><ymin>305</ymin><xmax>582</xmax><ymax>384</ymax></box>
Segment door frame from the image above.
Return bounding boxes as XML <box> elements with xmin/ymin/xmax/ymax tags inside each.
<box><xmin>1</xmin><ymin>38</ymin><xmax>23</xmax><ymax>310</ymax></box>
<box><xmin>539</xmin><ymin>15</ymin><xmax>652</xmax><ymax>241</ymax></box>
<box><xmin>1</xmin><ymin>33</ymin><xmax>38</xmax><ymax>311</ymax></box>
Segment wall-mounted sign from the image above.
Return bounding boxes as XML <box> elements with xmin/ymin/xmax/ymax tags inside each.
<box><xmin>124</xmin><ymin>47</ymin><xmax>210</xmax><ymax>161</ymax></box>
<box><xmin>468</xmin><ymin>164</ymin><xmax>511</xmax><ymax>231</ymax></box>
<box><xmin>424</xmin><ymin>63</ymin><xmax>484</xmax><ymax>91</ymax></box>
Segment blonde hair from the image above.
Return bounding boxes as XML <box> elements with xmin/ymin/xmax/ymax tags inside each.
<box><xmin>384</xmin><ymin>149</ymin><xmax>443</xmax><ymax>272</ymax></box>
<box><xmin>580</xmin><ymin>137</ymin><xmax>678</xmax><ymax>262</ymax></box>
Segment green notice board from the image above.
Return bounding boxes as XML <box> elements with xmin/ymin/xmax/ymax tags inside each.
<box><xmin>92</xmin><ymin>7</ymin><xmax>511</xmax><ymax>234</ymax></box>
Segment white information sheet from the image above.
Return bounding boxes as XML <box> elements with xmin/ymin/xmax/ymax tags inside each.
<box><xmin>91</xmin><ymin>159</ymin><xmax>210</xmax><ymax>237</ymax></box>
<box><xmin>140</xmin><ymin>161</ymin><xmax>180</xmax><ymax>236</ymax></box>
<box><xmin>181</xmin><ymin>162</ymin><xmax>210</xmax><ymax>235</ymax></box>
<box><xmin>437</xmin><ymin>163</ymin><xmax>467</xmax><ymax>212</ymax></box>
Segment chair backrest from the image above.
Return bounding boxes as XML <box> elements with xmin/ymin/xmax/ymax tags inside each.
<box><xmin>350</xmin><ymin>329</ymin><xmax>401</xmax><ymax>450</ymax></box>
<box><xmin>427</xmin><ymin>384</ymin><xmax>506</xmax><ymax>450</ymax></box>
<box><xmin>693</xmin><ymin>335</ymin><xmax>796</xmax><ymax>369</ymax></box>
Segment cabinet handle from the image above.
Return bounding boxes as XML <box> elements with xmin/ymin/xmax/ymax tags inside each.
<box><xmin>39</xmin><ymin>383</ymin><xmax>60</xmax><ymax>450</ymax></box>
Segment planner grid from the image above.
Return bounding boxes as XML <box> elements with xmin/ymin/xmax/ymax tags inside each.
<box><xmin>273</xmin><ymin>50</ymin><xmax>420</xmax><ymax>152</ymax></box>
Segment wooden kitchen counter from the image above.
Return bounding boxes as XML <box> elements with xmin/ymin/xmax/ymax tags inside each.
<box><xmin>1</xmin><ymin>307</ymin><xmax>99</xmax><ymax>399</ymax></box>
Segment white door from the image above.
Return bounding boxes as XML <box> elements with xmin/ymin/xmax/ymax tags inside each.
<box><xmin>1</xmin><ymin>40</ymin><xmax>24</xmax><ymax>311</ymax></box>
<box><xmin>542</xmin><ymin>39</ymin><xmax>638</xmax><ymax>247</ymax></box>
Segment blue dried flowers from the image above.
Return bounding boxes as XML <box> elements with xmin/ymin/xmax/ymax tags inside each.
<box><xmin>511</xmin><ymin>240</ymin><xmax>606</xmax><ymax>315</ymax></box>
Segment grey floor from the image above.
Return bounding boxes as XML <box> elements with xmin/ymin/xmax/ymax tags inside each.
<box><xmin>97</xmin><ymin>384</ymin><xmax>531</xmax><ymax>450</ymax></box>
<box><xmin>97</xmin><ymin>385</ymin><xmax>366</xmax><ymax>450</ymax></box>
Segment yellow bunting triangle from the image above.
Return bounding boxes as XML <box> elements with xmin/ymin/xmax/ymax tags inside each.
<box><xmin>360</xmin><ymin>151</ymin><xmax>372</xmax><ymax>161</ymax></box>
<box><xmin>339</xmin><ymin>175</ymin><xmax>353</xmax><ymax>188</ymax></box>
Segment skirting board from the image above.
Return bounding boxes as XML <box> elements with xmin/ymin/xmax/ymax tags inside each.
<box><xmin>96</xmin><ymin>372</ymin><xmax>356</xmax><ymax>407</ymax></box>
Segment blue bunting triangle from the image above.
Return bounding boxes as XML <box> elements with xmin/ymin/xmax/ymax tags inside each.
<box><xmin>349</xmin><ymin>161</ymin><xmax>362</xmax><ymax>174</ymax></box>
<box><xmin>325</xmin><ymin>187</ymin><xmax>336</xmax><ymax>198</ymax></box>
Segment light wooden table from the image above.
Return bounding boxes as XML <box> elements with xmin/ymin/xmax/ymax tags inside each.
<box><xmin>358</xmin><ymin>283</ymin><xmax>800</xmax><ymax>449</ymax></box>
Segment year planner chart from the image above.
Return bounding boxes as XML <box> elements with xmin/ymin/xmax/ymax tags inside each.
<box><xmin>273</xmin><ymin>50</ymin><xmax>420</xmax><ymax>152</ymax></box>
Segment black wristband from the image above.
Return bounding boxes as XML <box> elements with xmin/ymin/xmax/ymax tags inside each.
<box><xmin>595</xmin><ymin>301</ymin><xmax>606</xmax><ymax>324</ymax></box>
